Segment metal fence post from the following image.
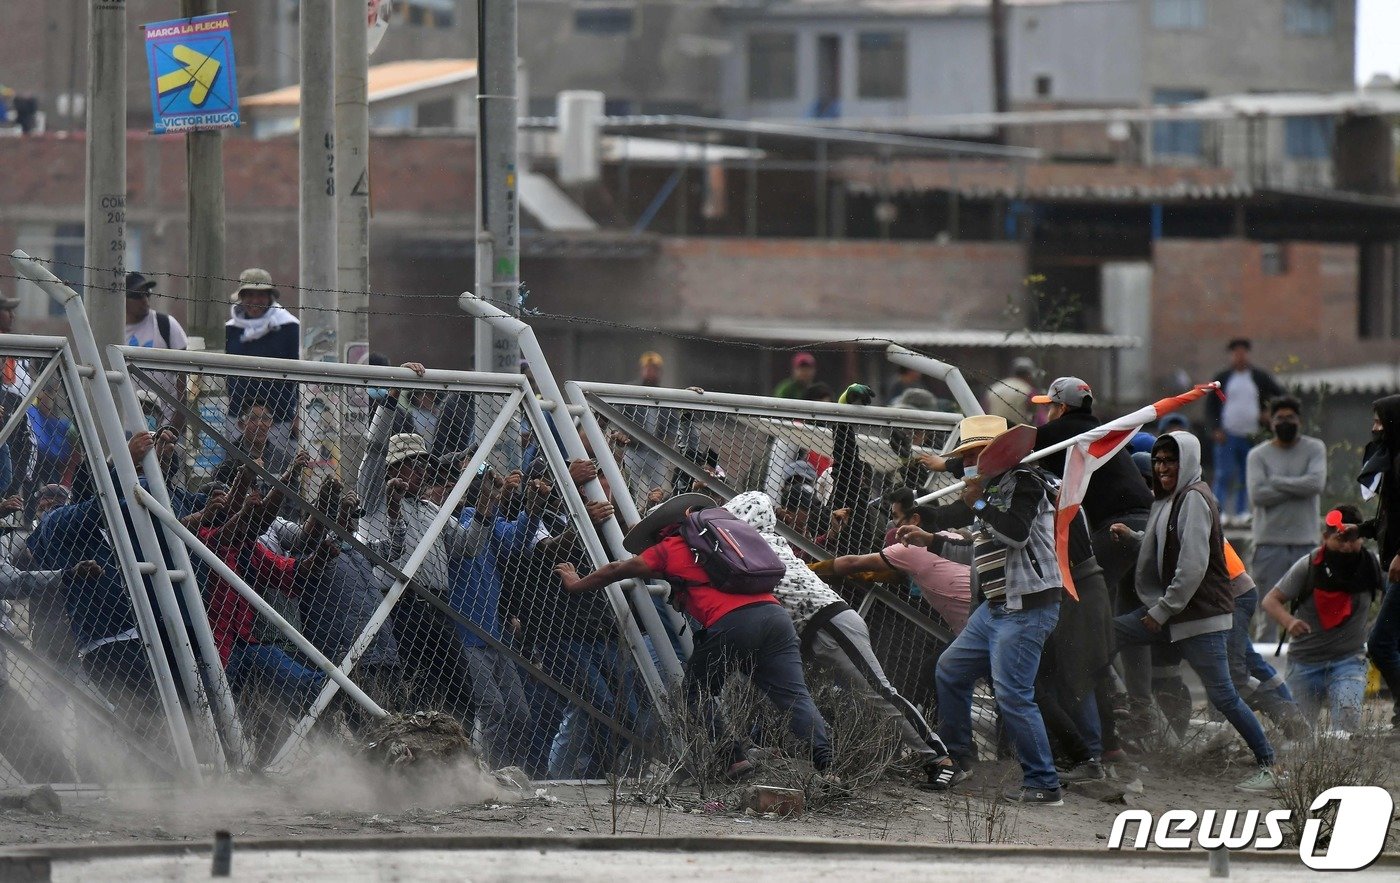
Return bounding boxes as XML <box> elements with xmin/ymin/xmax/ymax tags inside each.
<box><xmin>459</xmin><ymin>293</ymin><xmax>681</xmax><ymax>689</ymax></box>
<box><xmin>3</xmin><ymin>261</ymin><xmax>205</xmax><ymax>779</ymax></box>
<box><xmin>106</xmin><ymin>347</ymin><xmax>250</xmax><ymax>767</ymax></box>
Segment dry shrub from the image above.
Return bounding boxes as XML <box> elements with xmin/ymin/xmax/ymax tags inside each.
<box><xmin>1274</xmin><ymin>733</ymin><xmax>1397</xmax><ymax>849</ymax></box>
<box><xmin>942</xmin><ymin>790</ymin><xmax>1020</xmax><ymax>844</ymax></box>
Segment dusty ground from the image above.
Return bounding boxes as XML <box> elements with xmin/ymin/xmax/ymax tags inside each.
<box><xmin>1</xmin><ymin>746</ymin><xmax>1396</xmax><ymax>852</ymax></box>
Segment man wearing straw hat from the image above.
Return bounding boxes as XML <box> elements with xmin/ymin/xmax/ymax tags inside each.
<box><xmin>555</xmin><ymin>492</ymin><xmax>835</xmax><ymax>783</ymax></box>
<box><xmin>896</xmin><ymin>415</ymin><xmax>1066</xmax><ymax>805</ymax></box>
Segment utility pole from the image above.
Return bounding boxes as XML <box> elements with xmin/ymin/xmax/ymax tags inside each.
<box><xmin>474</xmin><ymin>0</ymin><xmax>521</xmax><ymax>376</ymax></box>
<box><xmin>182</xmin><ymin>0</ymin><xmax>226</xmax><ymax>347</ymax></box>
<box><xmin>299</xmin><ymin>0</ymin><xmax>337</xmax><ymax>364</ymax></box>
<box><xmin>84</xmin><ymin>0</ymin><xmax>126</xmax><ymax>356</ymax></box>
<box><xmin>335</xmin><ymin>0</ymin><xmax>370</xmax><ymax>355</ymax></box>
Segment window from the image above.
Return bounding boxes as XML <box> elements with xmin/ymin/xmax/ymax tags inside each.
<box><xmin>1034</xmin><ymin>74</ymin><xmax>1053</xmax><ymax>98</ymax></box>
<box><xmin>747</xmin><ymin>33</ymin><xmax>797</xmax><ymax>101</ymax></box>
<box><xmin>1285</xmin><ymin>0</ymin><xmax>1333</xmax><ymax>35</ymax></box>
<box><xmin>1260</xmin><ymin>243</ymin><xmax>1288</xmax><ymax>276</ymax></box>
<box><xmin>1285</xmin><ymin>115</ymin><xmax>1333</xmax><ymax>159</ymax></box>
<box><xmin>1152</xmin><ymin>0</ymin><xmax>1205</xmax><ymax>30</ymax></box>
<box><xmin>1152</xmin><ymin>89</ymin><xmax>1206</xmax><ymax>157</ymax></box>
<box><xmin>857</xmin><ymin>32</ymin><xmax>907</xmax><ymax>100</ymax></box>
<box><xmin>574</xmin><ymin>4</ymin><xmax>635</xmax><ymax>37</ymax></box>
<box><xmin>401</xmin><ymin>0</ymin><xmax>455</xmax><ymax>29</ymax></box>
<box><xmin>15</xmin><ymin>222</ymin><xmax>141</xmax><ymax>319</ymax></box>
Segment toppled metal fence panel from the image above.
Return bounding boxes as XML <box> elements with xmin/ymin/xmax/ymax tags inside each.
<box><xmin>568</xmin><ymin>382</ymin><xmax>966</xmax><ymax>712</ymax></box>
<box><xmin>115</xmin><ymin>347</ymin><xmax>664</xmax><ymax>779</ymax></box>
<box><xmin>0</xmin><ymin>336</ymin><xmax>197</xmax><ymax>789</ymax></box>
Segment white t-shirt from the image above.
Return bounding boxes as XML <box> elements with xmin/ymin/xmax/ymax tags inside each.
<box><xmin>125</xmin><ymin>311</ymin><xmax>187</xmax><ymax>422</ymax></box>
<box><xmin>1221</xmin><ymin>369</ymin><xmax>1260</xmax><ymax>437</ymax></box>
<box><xmin>125</xmin><ymin>310</ymin><xmax>188</xmax><ymax>351</ymax></box>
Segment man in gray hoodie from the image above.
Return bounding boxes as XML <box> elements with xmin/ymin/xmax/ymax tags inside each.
<box><xmin>1111</xmin><ymin>431</ymin><xmax>1277</xmax><ymax>793</ymax></box>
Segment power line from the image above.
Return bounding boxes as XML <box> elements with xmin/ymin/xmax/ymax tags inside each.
<box><xmin>3</xmin><ymin>255</ymin><xmax>1050</xmax><ymax>410</ymax></box>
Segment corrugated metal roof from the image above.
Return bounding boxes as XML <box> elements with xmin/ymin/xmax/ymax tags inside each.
<box><xmin>1280</xmin><ymin>363</ymin><xmax>1400</xmax><ymax>395</ymax></box>
<box><xmin>837</xmin><ymin>158</ymin><xmax>1246</xmax><ymax>200</ymax></box>
<box><xmin>700</xmin><ymin>319</ymin><xmax>1138</xmax><ymax>350</ymax></box>
<box><xmin>243</xmin><ymin>59</ymin><xmax>477</xmax><ymax>109</ymax></box>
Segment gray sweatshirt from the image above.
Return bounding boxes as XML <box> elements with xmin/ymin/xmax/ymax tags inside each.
<box><xmin>1135</xmin><ymin>431</ymin><xmax>1234</xmax><ymax>641</ymax></box>
<box><xmin>1246</xmin><ymin>436</ymin><xmax>1327</xmax><ymax>546</ymax></box>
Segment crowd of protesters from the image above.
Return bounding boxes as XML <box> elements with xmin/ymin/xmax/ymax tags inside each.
<box><xmin>1</xmin><ymin>277</ymin><xmax>1399</xmax><ymax>804</ymax></box>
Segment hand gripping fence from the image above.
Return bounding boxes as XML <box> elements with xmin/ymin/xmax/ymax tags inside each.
<box><xmin>9</xmin><ymin>250</ymin><xmax>666</xmax><ymax>782</ymax></box>
<box><xmin>0</xmin><ymin>333</ymin><xmax>198</xmax><ymax>787</ymax></box>
<box><xmin>565</xmin><ymin>379</ymin><xmax>970</xmax><ymax>721</ymax></box>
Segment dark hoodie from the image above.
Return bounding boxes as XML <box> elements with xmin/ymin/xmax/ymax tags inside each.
<box><xmin>1361</xmin><ymin>394</ymin><xmax>1400</xmax><ymax>567</ymax></box>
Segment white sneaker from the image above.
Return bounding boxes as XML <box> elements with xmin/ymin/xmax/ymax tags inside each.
<box><xmin>1234</xmin><ymin>766</ymin><xmax>1282</xmax><ymax>794</ymax></box>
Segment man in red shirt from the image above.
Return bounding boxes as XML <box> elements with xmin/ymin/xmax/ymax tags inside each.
<box><xmin>198</xmin><ymin>453</ymin><xmax>338</xmax><ymax>709</ymax></box>
<box><xmin>555</xmin><ymin>493</ymin><xmax>832</xmax><ymax>780</ymax></box>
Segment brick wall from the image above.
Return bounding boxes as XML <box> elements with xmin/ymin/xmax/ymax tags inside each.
<box><xmin>1150</xmin><ymin>239</ymin><xmax>1378</xmax><ymax>390</ymax></box>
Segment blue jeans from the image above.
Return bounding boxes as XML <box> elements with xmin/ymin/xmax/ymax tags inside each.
<box><xmin>1212</xmin><ymin>433</ymin><xmax>1252</xmax><ymax>517</ymax></box>
<box><xmin>686</xmin><ymin>602</ymin><xmax>831</xmax><ymax>770</ymax></box>
<box><xmin>937</xmin><ymin>598</ymin><xmax>1061</xmax><ymax>789</ymax></box>
<box><xmin>1231</xmin><ymin>588</ymin><xmax>1294</xmax><ymax>698</ymax></box>
<box><xmin>226</xmin><ymin>642</ymin><xmax>323</xmax><ymax>708</ymax></box>
<box><xmin>1286</xmin><ymin>656</ymin><xmax>1368</xmax><ymax>733</ymax></box>
<box><xmin>547</xmin><ymin>640</ymin><xmax>641</xmax><ymax>779</ymax></box>
<box><xmin>1367</xmin><ymin>580</ymin><xmax>1400</xmax><ymax>722</ymax></box>
<box><xmin>1114</xmin><ymin>610</ymin><xmax>1274</xmax><ymax>766</ymax></box>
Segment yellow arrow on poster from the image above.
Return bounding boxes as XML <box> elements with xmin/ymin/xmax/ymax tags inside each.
<box><xmin>156</xmin><ymin>44</ymin><xmax>221</xmax><ymax>105</ymax></box>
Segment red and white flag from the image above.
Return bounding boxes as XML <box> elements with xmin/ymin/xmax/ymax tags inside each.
<box><xmin>1054</xmin><ymin>382</ymin><xmax>1221</xmax><ymax>599</ymax></box>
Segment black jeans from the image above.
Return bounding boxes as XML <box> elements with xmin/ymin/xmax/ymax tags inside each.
<box><xmin>686</xmin><ymin>602</ymin><xmax>832</xmax><ymax>770</ymax></box>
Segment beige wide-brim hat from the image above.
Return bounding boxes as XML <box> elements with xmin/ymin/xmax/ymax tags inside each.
<box><xmin>231</xmin><ymin>267</ymin><xmax>278</xmax><ymax>301</ymax></box>
<box><xmin>623</xmin><ymin>492</ymin><xmax>714</xmax><ymax>554</ymax></box>
<box><xmin>385</xmin><ymin>432</ymin><xmax>431</xmax><ymax>466</ymax></box>
<box><xmin>947</xmin><ymin>415</ymin><xmax>1010</xmax><ymax>457</ymax></box>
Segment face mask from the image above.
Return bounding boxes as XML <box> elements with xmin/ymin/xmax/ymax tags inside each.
<box><xmin>1375</xmin><ymin>428</ymin><xmax>1385</xmax><ymax>445</ymax></box>
<box><xmin>146</xmin><ymin>415</ymin><xmax>159</xmax><ymax>432</ymax></box>
<box><xmin>1274</xmin><ymin>422</ymin><xmax>1298</xmax><ymax>443</ymax></box>
<box><xmin>964</xmin><ymin>464</ymin><xmax>980</xmax><ymax>481</ymax></box>
<box><xmin>368</xmin><ymin>387</ymin><xmax>388</xmax><ymax>402</ymax></box>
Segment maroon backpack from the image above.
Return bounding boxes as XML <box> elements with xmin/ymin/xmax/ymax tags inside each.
<box><xmin>678</xmin><ymin>508</ymin><xmax>786</xmax><ymax>594</ymax></box>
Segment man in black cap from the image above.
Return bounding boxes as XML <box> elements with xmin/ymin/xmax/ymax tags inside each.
<box><xmin>555</xmin><ymin>492</ymin><xmax>834</xmax><ymax>782</ymax></box>
<box><xmin>125</xmin><ymin>271</ymin><xmax>189</xmax><ymax>430</ymax></box>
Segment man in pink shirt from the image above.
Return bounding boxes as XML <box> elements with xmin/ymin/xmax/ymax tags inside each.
<box><xmin>830</xmin><ymin>501</ymin><xmax>972</xmax><ymax>634</ymax></box>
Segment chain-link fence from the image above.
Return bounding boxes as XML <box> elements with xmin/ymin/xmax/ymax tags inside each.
<box><xmin>0</xmin><ymin>337</ymin><xmax>196</xmax><ymax>790</ymax></box>
<box><xmin>568</xmin><ymin>382</ymin><xmax>970</xmax><ymax>726</ymax></box>
<box><xmin>114</xmin><ymin>348</ymin><xmax>663</xmax><ymax>779</ymax></box>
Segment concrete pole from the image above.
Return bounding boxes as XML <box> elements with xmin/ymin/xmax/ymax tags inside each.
<box><xmin>182</xmin><ymin>0</ymin><xmax>226</xmax><ymax>347</ymax></box>
<box><xmin>335</xmin><ymin>0</ymin><xmax>369</xmax><ymax>354</ymax></box>
<box><xmin>83</xmin><ymin>0</ymin><xmax>126</xmax><ymax>357</ymax></box>
<box><xmin>299</xmin><ymin>0</ymin><xmax>338</xmax><ymax>363</ymax></box>
<box><xmin>474</xmin><ymin>0</ymin><xmax>521</xmax><ymax>375</ymax></box>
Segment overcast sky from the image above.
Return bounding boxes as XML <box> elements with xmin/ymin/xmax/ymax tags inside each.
<box><xmin>1357</xmin><ymin>0</ymin><xmax>1399</xmax><ymax>84</ymax></box>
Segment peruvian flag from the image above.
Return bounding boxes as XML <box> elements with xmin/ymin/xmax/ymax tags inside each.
<box><xmin>1054</xmin><ymin>382</ymin><xmax>1221</xmax><ymax>599</ymax></box>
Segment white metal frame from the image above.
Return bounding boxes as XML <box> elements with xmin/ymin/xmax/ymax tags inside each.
<box><xmin>0</xmin><ymin>329</ymin><xmax>203</xmax><ymax>780</ymax></box>
<box><xmin>461</xmin><ymin>292</ymin><xmax>685</xmax><ymax>685</ymax></box>
<box><xmin>567</xmin><ymin>379</ymin><xmax>965</xmax><ymax>645</ymax></box>
<box><xmin>114</xmin><ymin>343</ymin><xmax>669</xmax><ymax>772</ymax></box>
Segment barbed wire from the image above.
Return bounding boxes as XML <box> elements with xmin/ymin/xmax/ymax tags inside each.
<box><xmin>3</xmin><ymin>253</ymin><xmax>1068</xmax><ymax>413</ymax></box>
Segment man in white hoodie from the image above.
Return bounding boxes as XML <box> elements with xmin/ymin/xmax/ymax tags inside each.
<box><xmin>723</xmin><ymin>491</ymin><xmax>956</xmax><ymax>790</ymax></box>
<box><xmin>1110</xmin><ymin>430</ymin><xmax>1277</xmax><ymax>793</ymax></box>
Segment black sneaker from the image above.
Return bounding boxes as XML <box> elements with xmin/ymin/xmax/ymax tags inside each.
<box><xmin>1002</xmin><ymin>785</ymin><xmax>1064</xmax><ymax>806</ymax></box>
<box><xmin>1060</xmin><ymin>760</ymin><xmax>1106</xmax><ymax>783</ymax></box>
<box><xmin>919</xmin><ymin>760</ymin><xmax>970</xmax><ymax>792</ymax></box>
